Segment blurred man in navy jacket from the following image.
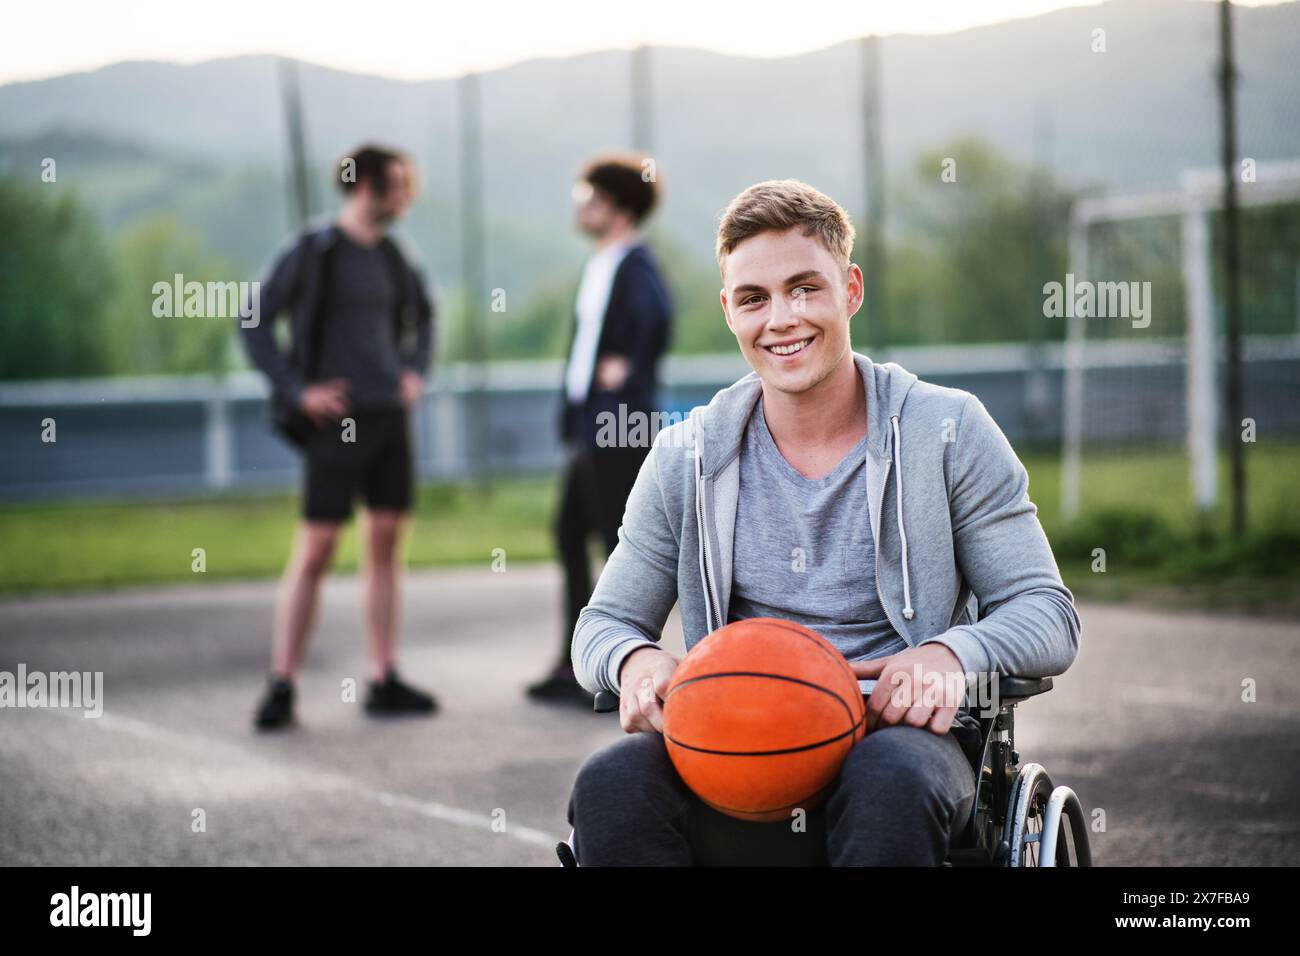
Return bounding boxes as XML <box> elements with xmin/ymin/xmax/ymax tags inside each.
<box><xmin>527</xmin><ymin>154</ymin><xmax>673</xmax><ymax>703</ymax></box>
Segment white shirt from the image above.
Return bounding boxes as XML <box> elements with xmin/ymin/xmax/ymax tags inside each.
<box><xmin>565</xmin><ymin>239</ymin><xmax>634</xmax><ymax>403</ymax></box>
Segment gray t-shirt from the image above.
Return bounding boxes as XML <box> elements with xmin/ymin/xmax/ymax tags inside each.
<box><xmin>315</xmin><ymin>233</ymin><xmax>403</xmax><ymax>410</ymax></box>
<box><xmin>728</xmin><ymin>397</ymin><xmax>908</xmax><ymax>663</ymax></box>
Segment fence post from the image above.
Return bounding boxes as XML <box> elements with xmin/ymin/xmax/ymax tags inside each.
<box><xmin>1181</xmin><ymin>199</ymin><xmax>1219</xmax><ymax>516</ymax></box>
<box><xmin>205</xmin><ymin>380</ymin><xmax>234</xmax><ymax>490</ymax></box>
<box><xmin>1060</xmin><ymin>213</ymin><xmax>1089</xmax><ymax>523</ymax></box>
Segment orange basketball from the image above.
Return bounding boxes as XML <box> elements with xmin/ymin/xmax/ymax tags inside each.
<box><xmin>662</xmin><ymin>617</ymin><xmax>866</xmax><ymax>822</ymax></box>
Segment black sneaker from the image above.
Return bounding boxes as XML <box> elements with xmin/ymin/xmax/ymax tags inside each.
<box><xmin>364</xmin><ymin>668</ymin><xmax>438</xmax><ymax>717</ymax></box>
<box><xmin>254</xmin><ymin>676</ymin><xmax>296</xmax><ymax>731</ymax></box>
<box><xmin>526</xmin><ymin>668</ymin><xmax>595</xmax><ymax>707</ymax></box>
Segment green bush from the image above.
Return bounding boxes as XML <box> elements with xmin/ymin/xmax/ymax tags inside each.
<box><xmin>1054</xmin><ymin>508</ymin><xmax>1300</xmax><ymax>579</ymax></box>
<box><xmin>1053</xmin><ymin>509</ymin><xmax>1184</xmax><ymax>567</ymax></box>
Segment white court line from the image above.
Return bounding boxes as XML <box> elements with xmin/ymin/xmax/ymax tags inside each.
<box><xmin>37</xmin><ymin>706</ymin><xmax>561</xmax><ymax>851</ymax></box>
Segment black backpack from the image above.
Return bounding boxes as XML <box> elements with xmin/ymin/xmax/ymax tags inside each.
<box><xmin>270</xmin><ymin>226</ymin><xmax>413</xmax><ymax>449</ymax></box>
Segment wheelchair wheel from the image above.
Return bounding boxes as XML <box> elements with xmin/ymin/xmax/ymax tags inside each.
<box><xmin>1005</xmin><ymin>763</ymin><xmax>1091</xmax><ymax>867</ymax></box>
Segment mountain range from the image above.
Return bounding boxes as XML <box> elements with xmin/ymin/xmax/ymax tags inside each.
<box><xmin>1</xmin><ymin>0</ymin><xmax>1297</xmax><ymax>299</ymax></box>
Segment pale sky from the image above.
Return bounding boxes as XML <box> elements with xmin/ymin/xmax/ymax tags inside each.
<box><xmin>0</xmin><ymin>0</ymin><xmax>1288</xmax><ymax>86</ymax></box>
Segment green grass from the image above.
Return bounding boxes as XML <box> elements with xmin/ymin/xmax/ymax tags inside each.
<box><xmin>1</xmin><ymin>445</ymin><xmax>1297</xmax><ymax>612</ymax></box>
<box><xmin>1026</xmin><ymin>442</ymin><xmax>1300</xmax><ymax>613</ymax></box>
<box><xmin>0</xmin><ymin>478</ymin><xmax>557</xmax><ymax>594</ymax></box>
<box><xmin>1023</xmin><ymin>442</ymin><xmax>1300</xmax><ymax>540</ymax></box>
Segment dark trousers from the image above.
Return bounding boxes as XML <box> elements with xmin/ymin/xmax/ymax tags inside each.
<box><xmin>567</xmin><ymin>720</ymin><xmax>980</xmax><ymax>866</ymax></box>
<box><xmin>553</xmin><ymin>442</ymin><xmax>648</xmax><ymax>669</ymax></box>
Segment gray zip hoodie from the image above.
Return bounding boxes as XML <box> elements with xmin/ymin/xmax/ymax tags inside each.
<box><xmin>571</xmin><ymin>351</ymin><xmax>1081</xmax><ymax>696</ymax></box>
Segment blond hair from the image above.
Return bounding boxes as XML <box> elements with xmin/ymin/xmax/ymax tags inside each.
<box><xmin>715</xmin><ymin>179</ymin><xmax>855</xmax><ymax>272</ymax></box>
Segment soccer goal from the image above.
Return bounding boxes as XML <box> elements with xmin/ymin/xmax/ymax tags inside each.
<box><xmin>1060</xmin><ymin>159</ymin><xmax>1300</xmax><ymax>524</ymax></box>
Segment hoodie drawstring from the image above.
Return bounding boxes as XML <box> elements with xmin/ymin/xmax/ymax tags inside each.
<box><xmin>694</xmin><ymin>428</ymin><xmax>715</xmax><ymax>634</ymax></box>
<box><xmin>890</xmin><ymin>415</ymin><xmax>915</xmax><ymax>621</ymax></box>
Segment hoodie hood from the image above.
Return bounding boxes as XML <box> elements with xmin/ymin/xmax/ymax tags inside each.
<box><xmin>691</xmin><ymin>352</ymin><xmax>919</xmax><ymax>476</ymax></box>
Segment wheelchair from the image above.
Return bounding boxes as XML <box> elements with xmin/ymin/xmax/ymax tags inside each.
<box><xmin>557</xmin><ymin>676</ymin><xmax>1092</xmax><ymax>867</ymax></box>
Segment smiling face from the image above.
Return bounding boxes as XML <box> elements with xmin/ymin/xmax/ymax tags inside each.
<box><xmin>720</xmin><ymin>227</ymin><xmax>864</xmax><ymax>395</ymax></box>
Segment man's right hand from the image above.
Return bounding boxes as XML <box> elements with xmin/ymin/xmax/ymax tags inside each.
<box><xmin>617</xmin><ymin>646</ymin><xmax>679</xmax><ymax>734</ymax></box>
<box><xmin>299</xmin><ymin>379</ymin><xmax>350</xmax><ymax>425</ymax></box>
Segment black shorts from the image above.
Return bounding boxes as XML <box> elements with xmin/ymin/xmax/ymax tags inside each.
<box><xmin>302</xmin><ymin>407</ymin><xmax>414</xmax><ymax>522</ymax></box>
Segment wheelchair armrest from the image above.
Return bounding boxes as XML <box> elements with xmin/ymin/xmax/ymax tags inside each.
<box><xmin>998</xmin><ymin>676</ymin><xmax>1053</xmax><ymax>701</ymax></box>
<box><xmin>593</xmin><ymin>690</ymin><xmax>619</xmax><ymax>713</ymax></box>
<box><xmin>858</xmin><ymin>676</ymin><xmax>1053</xmax><ymax>704</ymax></box>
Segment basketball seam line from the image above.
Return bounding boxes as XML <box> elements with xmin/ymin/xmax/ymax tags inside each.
<box><xmin>666</xmin><ymin>668</ymin><xmax>860</xmax><ymax>729</ymax></box>
<box><xmin>698</xmin><ymin>777</ymin><xmax>841</xmax><ymax>817</ymax></box>
<box><xmin>733</xmin><ymin>618</ymin><xmax>865</xmax><ymax>705</ymax></box>
<box><xmin>664</xmin><ymin>719</ymin><xmax>863</xmax><ymax>757</ymax></box>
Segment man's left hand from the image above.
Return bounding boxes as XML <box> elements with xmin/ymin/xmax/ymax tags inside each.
<box><xmin>850</xmin><ymin>643</ymin><xmax>967</xmax><ymax>736</ymax></box>
<box><xmin>593</xmin><ymin>354</ymin><xmax>631</xmax><ymax>392</ymax></box>
<box><xmin>400</xmin><ymin>369</ymin><xmax>424</xmax><ymax>409</ymax></box>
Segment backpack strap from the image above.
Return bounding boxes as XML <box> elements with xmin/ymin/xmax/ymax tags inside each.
<box><xmin>377</xmin><ymin>235</ymin><xmax>413</xmax><ymax>353</ymax></box>
<box><xmin>301</xmin><ymin>225</ymin><xmax>341</xmax><ymax>384</ymax></box>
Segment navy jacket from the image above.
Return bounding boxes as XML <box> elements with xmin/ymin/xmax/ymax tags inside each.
<box><xmin>560</xmin><ymin>242</ymin><xmax>673</xmax><ymax>448</ymax></box>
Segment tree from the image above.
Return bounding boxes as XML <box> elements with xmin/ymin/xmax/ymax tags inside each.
<box><xmin>101</xmin><ymin>216</ymin><xmax>236</xmax><ymax>376</ymax></box>
<box><xmin>0</xmin><ymin>178</ymin><xmax>118</xmax><ymax>379</ymax></box>
<box><xmin>888</xmin><ymin>138</ymin><xmax>1076</xmax><ymax>345</ymax></box>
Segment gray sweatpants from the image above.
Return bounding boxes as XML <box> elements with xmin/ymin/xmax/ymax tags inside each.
<box><xmin>567</xmin><ymin>716</ymin><xmax>981</xmax><ymax>866</ymax></box>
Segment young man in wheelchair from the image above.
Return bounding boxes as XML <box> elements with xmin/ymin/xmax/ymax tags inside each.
<box><xmin>566</xmin><ymin>179</ymin><xmax>1081</xmax><ymax>866</ymax></box>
